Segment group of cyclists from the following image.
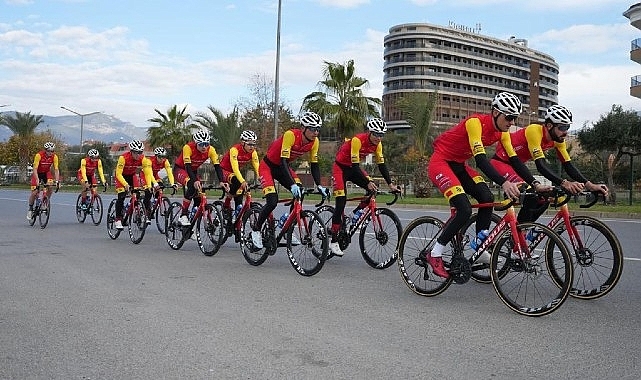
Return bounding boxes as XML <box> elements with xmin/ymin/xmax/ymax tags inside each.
<box><xmin>26</xmin><ymin>91</ymin><xmax>609</xmax><ymax>280</ymax></box>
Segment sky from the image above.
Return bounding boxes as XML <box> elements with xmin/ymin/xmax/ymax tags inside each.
<box><xmin>1</xmin><ymin>0</ymin><xmax>639</xmax><ymax>132</ymax></box>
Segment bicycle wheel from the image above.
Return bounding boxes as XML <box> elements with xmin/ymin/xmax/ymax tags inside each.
<box><xmin>460</xmin><ymin>212</ymin><xmax>502</xmax><ymax>283</ymax></box>
<box><xmin>165</xmin><ymin>202</ymin><xmax>186</xmax><ymax>250</ymax></box>
<box><xmin>286</xmin><ymin>209</ymin><xmax>328</xmax><ymax>276</ymax></box>
<box><xmin>491</xmin><ymin>222</ymin><xmax>572</xmax><ymax>317</ymax></box>
<box><xmin>197</xmin><ymin>203</ymin><xmax>224</xmax><ymax>256</ymax></box>
<box><xmin>315</xmin><ymin>204</ymin><xmax>335</xmax><ymax>232</ymax></box>
<box><xmin>358</xmin><ymin>207</ymin><xmax>402</xmax><ymax>269</ymax></box>
<box><xmin>75</xmin><ymin>194</ymin><xmax>87</xmax><ymax>223</ymax></box>
<box><xmin>155</xmin><ymin>196</ymin><xmax>171</xmax><ymax>234</ymax></box>
<box><xmin>551</xmin><ymin>216</ymin><xmax>623</xmax><ymax>300</ymax></box>
<box><xmin>128</xmin><ymin>203</ymin><xmax>147</xmax><ymax>244</ymax></box>
<box><xmin>90</xmin><ymin>195</ymin><xmax>103</xmax><ymax>226</ymax></box>
<box><xmin>39</xmin><ymin>197</ymin><xmax>50</xmax><ymax>229</ymax></box>
<box><xmin>212</xmin><ymin>200</ymin><xmax>232</xmax><ymax>245</ymax></box>
<box><xmin>397</xmin><ymin>216</ymin><xmax>453</xmax><ymax>296</ymax></box>
<box><xmin>28</xmin><ymin>204</ymin><xmax>37</xmax><ymax>227</ymax></box>
<box><xmin>240</xmin><ymin>204</ymin><xmax>270</xmax><ymax>266</ymax></box>
<box><xmin>106</xmin><ymin>199</ymin><xmax>121</xmax><ymax>239</ymax></box>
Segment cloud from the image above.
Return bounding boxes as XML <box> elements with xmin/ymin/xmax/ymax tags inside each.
<box><xmin>530</xmin><ymin>23</ymin><xmax>636</xmax><ymax>57</ymax></box>
<box><xmin>315</xmin><ymin>0</ymin><xmax>370</xmax><ymax>9</ymax></box>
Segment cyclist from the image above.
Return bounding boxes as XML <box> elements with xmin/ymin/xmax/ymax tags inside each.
<box><xmin>426</xmin><ymin>92</ymin><xmax>548</xmax><ymax>278</ymax></box>
<box><xmin>490</xmin><ymin>104</ymin><xmax>608</xmax><ymax>223</ymax></box>
<box><xmin>219</xmin><ymin>130</ymin><xmax>260</xmax><ymax>219</ymax></box>
<box><xmin>142</xmin><ymin>147</ymin><xmax>178</xmax><ymax>219</ymax></box>
<box><xmin>250</xmin><ymin>111</ymin><xmax>329</xmax><ymax>249</ymax></box>
<box><xmin>328</xmin><ymin>118</ymin><xmax>400</xmax><ymax>257</ymax></box>
<box><xmin>113</xmin><ymin>140</ymin><xmax>158</xmax><ymax>230</ymax></box>
<box><xmin>76</xmin><ymin>149</ymin><xmax>108</xmax><ymax>209</ymax></box>
<box><xmin>27</xmin><ymin>141</ymin><xmax>60</xmax><ymax>220</ymax></box>
<box><xmin>173</xmin><ymin>128</ymin><xmax>229</xmax><ymax>226</ymax></box>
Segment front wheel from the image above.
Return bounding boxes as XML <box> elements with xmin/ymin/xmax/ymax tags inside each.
<box><xmin>128</xmin><ymin>202</ymin><xmax>147</xmax><ymax>244</ymax></box>
<box><xmin>397</xmin><ymin>216</ymin><xmax>452</xmax><ymax>296</ymax></box>
<box><xmin>286</xmin><ymin>209</ymin><xmax>328</xmax><ymax>276</ymax></box>
<box><xmin>165</xmin><ymin>202</ymin><xmax>186</xmax><ymax>250</ymax></box>
<box><xmin>155</xmin><ymin>196</ymin><xmax>171</xmax><ymax>234</ymax></box>
<box><xmin>197</xmin><ymin>203</ymin><xmax>224</xmax><ymax>256</ymax></box>
<box><xmin>106</xmin><ymin>199</ymin><xmax>121</xmax><ymax>239</ymax></box>
<box><xmin>212</xmin><ymin>200</ymin><xmax>232</xmax><ymax>246</ymax></box>
<box><xmin>359</xmin><ymin>208</ymin><xmax>402</xmax><ymax>269</ymax></box>
<box><xmin>39</xmin><ymin>197</ymin><xmax>50</xmax><ymax>229</ymax></box>
<box><xmin>491</xmin><ymin>222</ymin><xmax>573</xmax><ymax>317</ymax></box>
<box><xmin>90</xmin><ymin>195</ymin><xmax>103</xmax><ymax>226</ymax></box>
<box><xmin>75</xmin><ymin>194</ymin><xmax>87</xmax><ymax>223</ymax></box>
<box><xmin>240</xmin><ymin>205</ymin><xmax>270</xmax><ymax>266</ymax></box>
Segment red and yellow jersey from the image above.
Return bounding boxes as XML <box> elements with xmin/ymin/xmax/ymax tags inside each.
<box><xmin>219</xmin><ymin>143</ymin><xmax>260</xmax><ymax>183</ymax></box>
<box><xmin>432</xmin><ymin>113</ymin><xmax>518</xmax><ymax>162</ymax></box>
<box><xmin>174</xmin><ymin>141</ymin><xmax>220</xmax><ymax>170</ymax></box>
<box><xmin>78</xmin><ymin>157</ymin><xmax>106</xmax><ymax>183</ymax></box>
<box><xmin>33</xmin><ymin>150</ymin><xmax>59</xmax><ymax>174</ymax></box>
<box><xmin>115</xmin><ymin>151</ymin><xmax>154</xmax><ymax>188</ymax></box>
<box><xmin>148</xmin><ymin>155</ymin><xmax>175</xmax><ymax>185</ymax></box>
<box><xmin>335</xmin><ymin>132</ymin><xmax>384</xmax><ymax>166</ymax></box>
<box><xmin>264</xmin><ymin>129</ymin><xmax>319</xmax><ymax>164</ymax></box>
<box><xmin>495</xmin><ymin>123</ymin><xmax>572</xmax><ymax>164</ymax></box>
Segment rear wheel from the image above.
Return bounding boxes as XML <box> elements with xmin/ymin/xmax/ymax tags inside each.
<box><xmin>165</xmin><ymin>202</ymin><xmax>186</xmax><ymax>250</ymax></box>
<box><xmin>75</xmin><ymin>194</ymin><xmax>87</xmax><ymax>223</ymax></box>
<box><xmin>240</xmin><ymin>205</ymin><xmax>270</xmax><ymax>266</ymax></box>
<box><xmin>491</xmin><ymin>222</ymin><xmax>572</xmax><ymax>317</ymax></box>
<box><xmin>359</xmin><ymin>208</ymin><xmax>402</xmax><ymax>269</ymax></box>
<box><xmin>39</xmin><ymin>196</ymin><xmax>50</xmax><ymax>229</ymax></box>
<box><xmin>90</xmin><ymin>195</ymin><xmax>103</xmax><ymax>226</ymax></box>
<box><xmin>128</xmin><ymin>202</ymin><xmax>147</xmax><ymax>244</ymax></box>
<box><xmin>106</xmin><ymin>199</ymin><xmax>121</xmax><ymax>239</ymax></box>
<box><xmin>286</xmin><ymin>209</ymin><xmax>328</xmax><ymax>276</ymax></box>
<box><xmin>197</xmin><ymin>203</ymin><xmax>224</xmax><ymax>256</ymax></box>
<box><xmin>397</xmin><ymin>216</ymin><xmax>452</xmax><ymax>296</ymax></box>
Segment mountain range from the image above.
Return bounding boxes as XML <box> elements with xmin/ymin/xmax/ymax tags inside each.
<box><xmin>0</xmin><ymin>111</ymin><xmax>148</xmax><ymax>146</ymax></box>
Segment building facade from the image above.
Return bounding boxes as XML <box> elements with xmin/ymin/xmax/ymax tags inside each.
<box><xmin>382</xmin><ymin>22</ymin><xmax>559</xmax><ymax>131</ymax></box>
<box><xmin>624</xmin><ymin>3</ymin><xmax>641</xmax><ymax>99</ymax></box>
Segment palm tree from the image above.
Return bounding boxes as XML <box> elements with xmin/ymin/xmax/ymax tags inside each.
<box><xmin>395</xmin><ymin>91</ymin><xmax>438</xmax><ymax>157</ymax></box>
<box><xmin>147</xmin><ymin>105</ymin><xmax>193</xmax><ymax>158</ymax></box>
<box><xmin>0</xmin><ymin>111</ymin><xmax>44</xmax><ymax>182</ymax></box>
<box><xmin>195</xmin><ymin>105</ymin><xmax>240</xmax><ymax>154</ymax></box>
<box><xmin>301</xmin><ymin>60</ymin><xmax>381</xmax><ymax>140</ymax></box>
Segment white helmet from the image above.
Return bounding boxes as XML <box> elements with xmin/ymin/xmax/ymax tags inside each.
<box><xmin>300</xmin><ymin>111</ymin><xmax>322</xmax><ymax>129</ymax></box>
<box><xmin>128</xmin><ymin>140</ymin><xmax>144</xmax><ymax>153</ymax></box>
<box><xmin>44</xmin><ymin>142</ymin><xmax>55</xmax><ymax>151</ymax></box>
<box><xmin>87</xmin><ymin>149</ymin><xmax>99</xmax><ymax>158</ymax></box>
<box><xmin>153</xmin><ymin>147</ymin><xmax>167</xmax><ymax>156</ymax></box>
<box><xmin>366</xmin><ymin>118</ymin><xmax>387</xmax><ymax>134</ymax></box>
<box><xmin>545</xmin><ymin>105</ymin><xmax>573</xmax><ymax>125</ymax></box>
<box><xmin>192</xmin><ymin>129</ymin><xmax>210</xmax><ymax>144</ymax></box>
<box><xmin>491</xmin><ymin>92</ymin><xmax>522</xmax><ymax>117</ymax></box>
<box><xmin>240</xmin><ymin>130</ymin><xmax>258</xmax><ymax>142</ymax></box>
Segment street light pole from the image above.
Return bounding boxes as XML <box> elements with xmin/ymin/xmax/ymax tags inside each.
<box><xmin>273</xmin><ymin>0</ymin><xmax>282</xmax><ymax>140</ymax></box>
<box><xmin>60</xmin><ymin>106</ymin><xmax>100</xmax><ymax>153</ymax></box>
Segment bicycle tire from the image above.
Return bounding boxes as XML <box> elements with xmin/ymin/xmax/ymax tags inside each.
<box><xmin>286</xmin><ymin>209</ymin><xmax>328</xmax><ymax>276</ymax></box>
<box><xmin>28</xmin><ymin>202</ymin><xmax>37</xmax><ymax>227</ymax></box>
<box><xmin>39</xmin><ymin>197</ymin><xmax>50</xmax><ymax>229</ymax></box>
<box><xmin>240</xmin><ymin>204</ymin><xmax>270</xmax><ymax>266</ymax></box>
<box><xmin>106</xmin><ymin>199</ymin><xmax>121</xmax><ymax>239</ymax></box>
<box><xmin>75</xmin><ymin>194</ymin><xmax>87</xmax><ymax>223</ymax></box>
<box><xmin>197</xmin><ymin>203</ymin><xmax>224</xmax><ymax>256</ymax></box>
<box><xmin>212</xmin><ymin>200</ymin><xmax>232</xmax><ymax>245</ymax></box>
<box><xmin>315</xmin><ymin>204</ymin><xmax>335</xmax><ymax>232</ymax></box>
<box><xmin>90</xmin><ymin>194</ymin><xmax>103</xmax><ymax>226</ymax></box>
<box><xmin>460</xmin><ymin>212</ymin><xmax>502</xmax><ymax>283</ymax></box>
<box><xmin>397</xmin><ymin>216</ymin><xmax>453</xmax><ymax>296</ymax></box>
<box><xmin>491</xmin><ymin>222</ymin><xmax>573</xmax><ymax>317</ymax></box>
<box><xmin>155</xmin><ymin>196</ymin><xmax>171</xmax><ymax>234</ymax></box>
<box><xmin>358</xmin><ymin>207</ymin><xmax>402</xmax><ymax>269</ymax></box>
<box><xmin>165</xmin><ymin>202</ymin><xmax>186</xmax><ymax>250</ymax></box>
<box><xmin>551</xmin><ymin>216</ymin><xmax>623</xmax><ymax>300</ymax></box>
<box><xmin>128</xmin><ymin>202</ymin><xmax>147</xmax><ymax>244</ymax></box>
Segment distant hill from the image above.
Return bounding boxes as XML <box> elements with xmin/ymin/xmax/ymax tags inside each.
<box><xmin>0</xmin><ymin>111</ymin><xmax>147</xmax><ymax>145</ymax></box>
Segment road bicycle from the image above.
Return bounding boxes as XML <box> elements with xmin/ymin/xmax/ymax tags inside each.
<box><xmin>28</xmin><ymin>182</ymin><xmax>58</xmax><ymax>229</ymax></box>
<box><xmin>165</xmin><ymin>184</ymin><xmax>225</xmax><ymax>256</ymax></box>
<box><xmin>149</xmin><ymin>183</ymin><xmax>176</xmax><ymax>235</ymax></box>
<box><xmin>523</xmin><ymin>187</ymin><xmax>623</xmax><ymax>300</ymax></box>
<box><xmin>75</xmin><ymin>183</ymin><xmax>107</xmax><ymax>225</ymax></box>
<box><xmin>211</xmin><ymin>183</ymin><xmax>262</xmax><ymax>246</ymax></box>
<box><xmin>239</xmin><ymin>188</ymin><xmax>329</xmax><ymax>276</ymax></box>
<box><xmin>397</xmin><ymin>192</ymin><xmax>574</xmax><ymax>317</ymax></box>
<box><xmin>106</xmin><ymin>187</ymin><xmax>149</xmax><ymax>244</ymax></box>
<box><xmin>315</xmin><ymin>190</ymin><xmax>402</xmax><ymax>269</ymax></box>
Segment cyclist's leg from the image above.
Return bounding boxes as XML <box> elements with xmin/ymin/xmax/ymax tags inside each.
<box><xmin>460</xmin><ymin>164</ymin><xmax>494</xmax><ymax>233</ymax></box>
<box><xmin>329</xmin><ymin>163</ymin><xmax>348</xmax><ymax>255</ymax></box>
<box><xmin>228</xmin><ymin>175</ymin><xmax>243</xmax><ymax>209</ymax></box>
<box><xmin>174</xmin><ymin>167</ymin><xmax>195</xmax><ymax>221</ymax></box>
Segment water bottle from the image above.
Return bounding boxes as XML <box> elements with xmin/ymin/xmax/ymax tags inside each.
<box><xmin>232</xmin><ymin>204</ymin><xmax>242</xmax><ymax>221</ymax></box>
<box><xmin>124</xmin><ymin>200</ymin><xmax>130</xmax><ymax>211</ymax></box>
<box><xmin>470</xmin><ymin>229</ymin><xmax>490</xmax><ymax>251</ymax></box>
<box><xmin>525</xmin><ymin>229</ymin><xmax>538</xmax><ymax>244</ymax></box>
<box><xmin>189</xmin><ymin>206</ymin><xmax>197</xmax><ymax>220</ymax></box>
<box><xmin>35</xmin><ymin>198</ymin><xmax>41</xmax><ymax>208</ymax></box>
<box><xmin>351</xmin><ymin>209</ymin><xmax>363</xmax><ymax>225</ymax></box>
<box><xmin>278</xmin><ymin>212</ymin><xmax>289</xmax><ymax>228</ymax></box>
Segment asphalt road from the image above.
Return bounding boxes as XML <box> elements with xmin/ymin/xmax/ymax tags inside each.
<box><xmin>1</xmin><ymin>188</ymin><xmax>640</xmax><ymax>379</ymax></box>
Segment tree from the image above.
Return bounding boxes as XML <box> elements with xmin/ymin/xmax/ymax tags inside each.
<box><xmin>301</xmin><ymin>60</ymin><xmax>381</xmax><ymax>140</ymax></box>
<box><xmin>577</xmin><ymin>104</ymin><xmax>641</xmax><ymax>204</ymax></box>
<box><xmin>395</xmin><ymin>91</ymin><xmax>438</xmax><ymax>157</ymax></box>
<box><xmin>0</xmin><ymin>111</ymin><xmax>44</xmax><ymax>182</ymax></box>
<box><xmin>238</xmin><ymin>105</ymin><xmax>296</xmax><ymax>154</ymax></box>
<box><xmin>147</xmin><ymin>105</ymin><xmax>193</xmax><ymax>158</ymax></box>
<box><xmin>195</xmin><ymin>106</ymin><xmax>240</xmax><ymax>155</ymax></box>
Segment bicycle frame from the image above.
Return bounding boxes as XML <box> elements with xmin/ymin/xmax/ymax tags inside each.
<box><xmin>342</xmin><ymin>191</ymin><xmax>399</xmax><ymax>238</ymax></box>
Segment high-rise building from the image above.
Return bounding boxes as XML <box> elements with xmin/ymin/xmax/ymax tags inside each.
<box><xmin>624</xmin><ymin>3</ymin><xmax>641</xmax><ymax>99</ymax></box>
<box><xmin>382</xmin><ymin>22</ymin><xmax>559</xmax><ymax>131</ymax></box>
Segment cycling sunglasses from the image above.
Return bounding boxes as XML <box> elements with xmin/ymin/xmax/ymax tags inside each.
<box><xmin>556</xmin><ymin>123</ymin><xmax>571</xmax><ymax>132</ymax></box>
<box><xmin>371</xmin><ymin>132</ymin><xmax>385</xmax><ymax>138</ymax></box>
<box><xmin>307</xmin><ymin>127</ymin><xmax>321</xmax><ymax>133</ymax></box>
<box><xmin>504</xmin><ymin>114</ymin><xmax>518</xmax><ymax>122</ymax></box>
<box><xmin>197</xmin><ymin>142</ymin><xmax>210</xmax><ymax>148</ymax></box>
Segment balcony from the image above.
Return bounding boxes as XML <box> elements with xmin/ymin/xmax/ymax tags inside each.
<box><xmin>631</xmin><ymin>75</ymin><xmax>641</xmax><ymax>98</ymax></box>
<box><xmin>631</xmin><ymin>39</ymin><xmax>641</xmax><ymax>63</ymax></box>
<box><xmin>624</xmin><ymin>3</ymin><xmax>641</xmax><ymax>30</ymax></box>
